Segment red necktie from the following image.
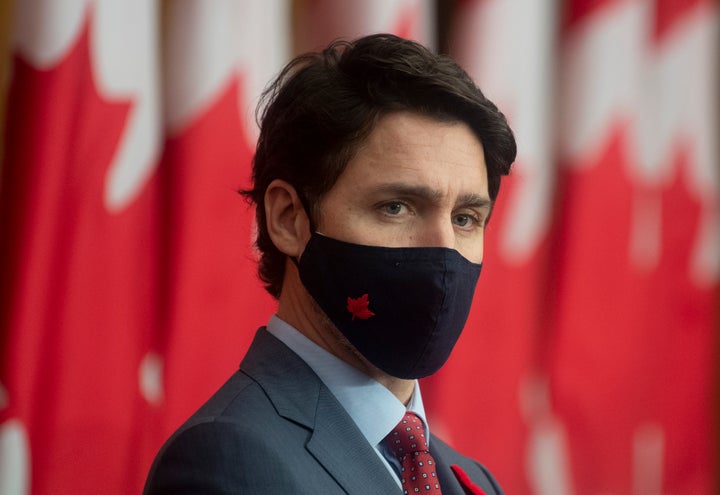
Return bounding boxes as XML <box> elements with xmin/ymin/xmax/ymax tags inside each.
<box><xmin>386</xmin><ymin>412</ymin><xmax>442</xmax><ymax>494</ymax></box>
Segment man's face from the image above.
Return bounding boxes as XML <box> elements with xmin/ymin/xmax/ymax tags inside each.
<box><xmin>315</xmin><ymin>111</ymin><xmax>491</xmax><ymax>263</ymax></box>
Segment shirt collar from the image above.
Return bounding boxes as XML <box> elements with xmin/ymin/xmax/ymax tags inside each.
<box><xmin>266</xmin><ymin>314</ymin><xmax>429</xmax><ymax>448</ymax></box>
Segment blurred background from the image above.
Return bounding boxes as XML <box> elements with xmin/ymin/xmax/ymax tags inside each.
<box><xmin>0</xmin><ymin>0</ymin><xmax>717</xmax><ymax>494</ymax></box>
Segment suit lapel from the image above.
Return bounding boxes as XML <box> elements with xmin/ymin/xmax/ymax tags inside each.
<box><xmin>432</xmin><ymin>449</ymin><xmax>469</xmax><ymax>495</ymax></box>
<box><xmin>307</xmin><ymin>386</ymin><xmax>400</xmax><ymax>494</ymax></box>
<box><xmin>241</xmin><ymin>328</ymin><xmax>400</xmax><ymax>494</ymax></box>
<box><xmin>241</xmin><ymin>328</ymin><xmax>320</xmax><ymax>429</ymax></box>
<box><xmin>431</xmin><ymin>435</ymin><xmax>501</xmax><ymax>495</ymax></box>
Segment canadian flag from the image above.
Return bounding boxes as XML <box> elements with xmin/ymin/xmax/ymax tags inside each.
<box><xmin>295</xmin><ymin>0</ymin><xmax>435</xmax><ymax>50</ymax></box>
<box><xmin>157</xmin><ymin>0</ymin><xmax>286</xmax><ymax>438</ymax></box>
<box><xmin>0</xmin><ymin>1</ymin><xmax>163</xmax><ymax>493</ymax></box>
<box><xmin>0</xmin><ymin>1</ymin><xmax>289</xmax><ymax>493</ymax></box>
<box><xmin>445</xmin><ymin>1</ymin><xmax>719</xmax><ymax>494</ymax></box>
<box><xmin>551</xmin><ymin>1</ymin><xmax>718</xmax><ymax>494</ymax></box>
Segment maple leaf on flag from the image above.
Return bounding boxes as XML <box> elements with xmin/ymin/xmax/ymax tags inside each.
<box><xmin>346</xmin><ymin>294</ymin><xmax>375</xmax><ymax>320</ymax></box>
<box><xmin>0</xmin><ymin>12</ymin><xmax>162</xmax><ymax>495</ymax></box>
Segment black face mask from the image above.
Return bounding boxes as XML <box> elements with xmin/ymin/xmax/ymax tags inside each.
<box><xmin>298</xmin><ymin>233</ymin><xmax>482</xmax><ymax>379</ymax></box>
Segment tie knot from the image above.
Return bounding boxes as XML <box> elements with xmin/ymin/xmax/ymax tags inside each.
<box><xmin>386</xmin><ymin>412</ymin><xmax>429</xmax><ymax>459</ymax></box>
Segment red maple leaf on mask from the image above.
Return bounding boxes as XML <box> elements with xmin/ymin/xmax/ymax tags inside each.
<box><xmin>346</xmin><ymin>294</ymin><xmax>375</xmax><ymax>320</ymax></box>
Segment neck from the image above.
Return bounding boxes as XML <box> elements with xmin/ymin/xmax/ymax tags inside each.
<box><xmin>375</xmin><ymin>375</ymin><xmax>415</xmax><ymax>406</ymax></box>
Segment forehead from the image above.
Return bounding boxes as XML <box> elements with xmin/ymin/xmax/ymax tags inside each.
<box><xmin>333</xmin><ymin>111</ymin><xmax>488</xmax><ymax>199</ymax></box>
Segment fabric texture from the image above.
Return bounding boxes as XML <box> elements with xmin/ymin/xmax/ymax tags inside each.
<box><xmin>299</xmin><ymin>233</ymin><xmax>482</xmax><ymax>378</ymax></box>
<box><xmin>143</xmin><ymin>328</ymin><xmax>503</xmax><ymax>494</ymax></box>
<box><xmin>266</xmin><ymin>314</ymin><xmax>424</xmax><ymax>485</ymax></box>
<box><xmin>386</xmin><ymin>412</ymin><xmax>442</xmax><ymax>493</ymax></box>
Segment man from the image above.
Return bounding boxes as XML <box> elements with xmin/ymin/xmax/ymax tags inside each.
<box><xmin>145</xmin><ymin>34</ymin><xmax>516</xmax><ymax>494</ymax></box>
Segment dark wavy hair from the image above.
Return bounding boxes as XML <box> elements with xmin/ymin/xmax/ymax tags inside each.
<box><xmin>241</xmin><ymin>34</ymin><xmax>516</xmax><ymax>298</ymax></box>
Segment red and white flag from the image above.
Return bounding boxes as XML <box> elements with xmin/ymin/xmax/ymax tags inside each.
<box><xmin>552</xmin><ymin>1</ymin><xmax>718</xmax><ymax>493</ymax></box>
<box><xmin>158</xmin><ymin>0</ymin><xmax>287</xmax><ymax>435</ymax></box>
<box><xmin>447</xmin><ymin>0</ymin><xmax>719</xmax><ymax>494</ymax></box>
<box><xmin>295</xmin><ymin>0</ymin><xmax>435</xmax><ymax>50</ymax></box>
<box><xmin>0</xmin><ymin>1</ymin><xmax>163</xmax><ymax>493</ymax></box>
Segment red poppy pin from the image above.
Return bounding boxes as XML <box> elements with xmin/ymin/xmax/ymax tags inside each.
<box><xmin>451</xmin><ymin>465</ymin><xmax>487</xmax><ymax>495</ymax></box>
<box><xmin>346</xmin><ymin>294</ymin><xmax>375</xmax><ymax>320</ymax></box>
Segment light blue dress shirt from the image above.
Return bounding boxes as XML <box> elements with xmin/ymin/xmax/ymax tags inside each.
<box><xmin>266</xmin><ymin>315</ymin><xmax>431</xmax><ymax>488</ymax></box>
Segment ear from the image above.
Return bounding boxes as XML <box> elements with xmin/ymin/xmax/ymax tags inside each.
<box><xmin>264</xmin><ymin>179</ymin><xmax>312</xmax><ymax>258</ymax></box>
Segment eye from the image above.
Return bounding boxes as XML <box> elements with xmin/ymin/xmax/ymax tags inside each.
<box><xmin>382</xmin><ymin>202</ymin><xmax>407</xmax><ymax>215</ymax></box>
<box><xmin>452</xmin><ymin>213</ymin><xmax>481</xmax><ymax>229</ymax></box>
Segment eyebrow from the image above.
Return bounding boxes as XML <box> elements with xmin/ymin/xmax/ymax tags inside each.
<box><xmin>370</xmin><ymin>183</ymin><xmax>494</xmax><ymax>210</ymax></box>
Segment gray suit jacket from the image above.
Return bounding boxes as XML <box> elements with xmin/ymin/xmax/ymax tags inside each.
<box><xmin>144</xmin><ymin>328</ymin><xmax>504</xmax><ymax>494</ymax></box>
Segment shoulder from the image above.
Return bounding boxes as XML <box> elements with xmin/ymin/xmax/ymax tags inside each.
<box><xmin>144</xmin><ymin>419</ymin><xmax>293</xmax><ymax>493</ymax></box>
<box><xmin>144</xmin><ymin>371</ymin><xmax>311</xmax><ymax>494</ymax></box>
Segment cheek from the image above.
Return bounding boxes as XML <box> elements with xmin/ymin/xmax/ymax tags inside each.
<box><xmin>315</xmin><ymin>205</ymin><xmax>370</xmax><ymax>243</ymax></box>
<box><xmin>456</xmin><ymin>236</ymin><xmax>485</xmax><ymax>264</ymax></box>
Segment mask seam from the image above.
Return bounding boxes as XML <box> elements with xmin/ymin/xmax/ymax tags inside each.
<box><xmin>407</xmin><ymin>256</ymin><xmax>450</xmax><ymax>374</ymax></box>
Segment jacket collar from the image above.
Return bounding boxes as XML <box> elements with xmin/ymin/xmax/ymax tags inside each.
<box><xmin>240</xmin><ymin>328</ymin><xmax>401</xmax><ymax>494</ymax></box>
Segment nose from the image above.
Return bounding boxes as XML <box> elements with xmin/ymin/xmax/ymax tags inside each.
<box><xmin>411</xmin><ymin>215</ymin><xmax>484</xmax><ymax>263</ymax></box>
<box><xmin>416</xmin><ymin>217</ymin><xmax>456</xmax><ymax>250</ymax></box>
